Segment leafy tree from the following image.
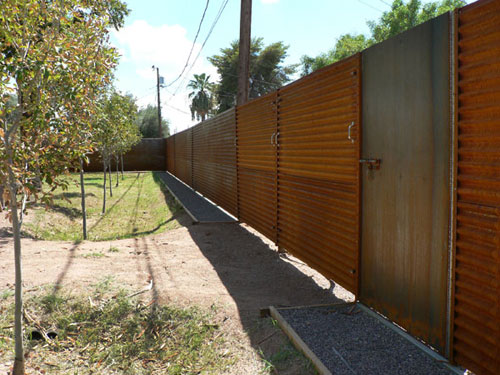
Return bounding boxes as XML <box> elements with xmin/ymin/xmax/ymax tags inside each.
<box><xmin>94</xmin><ymin>90</ymin><xmax>140</xmax><ymax>212</ymax></box>
<box><xmin>300</xmin><ymin>0</ymin><xmax>466</xmax><ymax>76</ymax></box>
<box><xmin>188</xmin><ymin>73</ymin><xmax>214</xmax><ymax>122</ymax></box>
<box><xmin>136</xmin><ymin>105</ymin><xmax>170</xmax><ymax>138</ymax></box>
<box><xmin>113</xmin><ymin>94</ymin><xmax>141</xmax><ymax>186</ymax></box>
<box><xmin>0</xmin><ymin>1</ymin><xmax>128</xmax><ymax>373</ymax></box>
<box><xmin>209</xmin><ymin>38</ymin><xmax>297</xmax><ymax>112</ymax></box>
<box><xmin>301</xmin><ymin>34</ymin><xmax>371</xmax><ymax>76</ymax></box>
<box><xmin>368</xmin><ymin>0</ymin><xmax>465</xmax><ymax>42</ymax></box>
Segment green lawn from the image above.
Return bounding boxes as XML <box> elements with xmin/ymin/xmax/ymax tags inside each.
<box><xmin>24</xmin><ymin>172</ymin><xmax>183</xmax><ymax>242</ymax></box>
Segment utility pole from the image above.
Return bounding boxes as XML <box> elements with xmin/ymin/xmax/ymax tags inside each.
<box><xmin>237</xmin><ymin>0</ymin><xmax>252</xmax><ymax>106</ymax></box>
<box><xmin>153</xmin><ymin>66</ymin><xmax>163</xmax><ymax>138</ymax></box>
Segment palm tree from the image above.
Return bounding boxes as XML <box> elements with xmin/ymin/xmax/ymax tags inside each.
<box><xmin>188</xmin><ymin>73</ymin><xmax>213</xmax><ymax>122</ymax></box>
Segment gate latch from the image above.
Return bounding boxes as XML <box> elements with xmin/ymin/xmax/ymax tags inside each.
<box><xmin>359</xmin><ymin>158</ymin><xmax>381</xmax><ymax>170</ymax></box>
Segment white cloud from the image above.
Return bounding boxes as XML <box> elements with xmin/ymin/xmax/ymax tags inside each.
<box><xmin>111</xmin><ymin>20</ymin><xmax>219</xmax><ymax>133</ymax></box>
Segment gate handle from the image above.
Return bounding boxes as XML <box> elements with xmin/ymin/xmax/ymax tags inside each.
<box><xmin>359</xmin><ymin>158</ymin><xmax>381</xmax><ymax>170</ymax></box>
<box><xmin>348</xmin><ymin>122</ymin><xmax>355</xmax><ymax>143</ymax></box>
<box><xmin>271</xmin><ymin>132</ymin><xmax>275</xmax><ymax>145</ymax></box>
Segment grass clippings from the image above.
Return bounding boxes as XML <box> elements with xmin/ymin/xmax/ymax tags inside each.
<box><xmin>0</xmin><ymin>283</ymin><xmax>234</xmax><ymax>374</ymax></box>
<box><xmin>24</xmin><ymin>172</ymin><xmax>183</xmax><ymax>242</ymax></box>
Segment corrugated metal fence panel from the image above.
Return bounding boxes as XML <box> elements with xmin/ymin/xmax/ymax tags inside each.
<box><xmin>86</xmin><ymin>138</ymin><xmax>166</xmax><ymax>172</ymax></box>
<box><xmin>173</xmin><ymin>129</ymin><xmax>192</xmax><ymax>186</ymax></box>
<box><xmin>192</xmin><ymin>120</ymin><xmax>213</xmax><ymax>198</ymax></box>
<box><xmin>167</xmin><ymin>137</ymin><xmax>175</xmax><ymax>173</ymax></box>
<box><xmin>192</xmin><ymin>108</ymin><xmax>238</xmax><ymax>216</ymax></box>
<box><xmin>236</xmin><ymin>92</ymin><xmax>278</xmax><ymax>242</ymax></box>
<box><xmin>454</xmin><ymin>1</ymin><xmax>500</xmax><ymax>374</ymax></box>
<box><xmin>277</xmin><ymin>55</ymin><xmax>361</xmax><ymax>294</ymax></box>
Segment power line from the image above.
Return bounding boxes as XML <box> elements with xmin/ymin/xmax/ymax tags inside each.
<box><xmin>163</xmin><ymin>0</ymin><xmax>211</xmax><ymax>88</ymax></box>
<box><xmin>223</xmin><ymin>72</ymin><xmax>281</xmax><ymax>88</ymax></box>
<box><xmin>170</xmin><ymin>0</ymin><xmax>230</xmax><ymax>99</ymax></box>
<box><xmin>163</xmin><ymin>102</ymin><xmax>191</xmax><ymax>115</ymax></box>
<box><xmin>377</xmin><ymin>0</ymin><xmax>392</xmax><ymax>7</ymax></box>
<box><xmin>135</xmin><ymin>87</ymin><xmax>156</xmax><ymax>102</ymax></box>
<box><xmin>357</xmin><ymin>0</ymin><xmax>384</xmax><ymax>13</ymax></box>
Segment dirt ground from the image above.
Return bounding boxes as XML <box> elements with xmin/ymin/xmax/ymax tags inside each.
<box><xmin>0</xmin><ymin>211</ymin><xmax>353</xmax><ymax>374</ymax></box>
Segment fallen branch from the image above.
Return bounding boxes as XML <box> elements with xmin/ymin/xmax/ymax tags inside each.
<box><xmin>23</xmin><ymin>309</ymin><xmax>53</xmax><ymax>344</ymax></box>
<box><xmin>126</xmin><ymin>279</ymin><xmax>153</xmax><ymax>299</ymax></box>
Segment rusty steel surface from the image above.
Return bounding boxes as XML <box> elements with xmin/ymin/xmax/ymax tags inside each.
<box><xmin>360</xmin><ymin>14</ymin><xmax>450</xmax><ymax>354</ymax></box>
<box><xmin>192</xmin><ymin>108</ymin><xmax>238</xmax><ymax>217</ymax></box>
<box><xmin>277</xmin><ymin>55</ymin><xmax>361</xmax><ymax>294</ymax></box>
<box><xmin>453</xmin><ymin>1</ymin><xmax>500</xmax><ymax>374</ymax></box>
<box><xmin>167</xmin><ymin>137</ymin><xmax>175</xmax><ymax>173</ymax></box>
<box><xmin>173</xmin><ymin>129</ymin><xmax>192</xmax><ymax>186</ymax></box>
<box><xmin>236</xmin><ymin>92</ymin><xmax>278</xmax><ymax>241</ymax></box>
<box><xmin>86</xmin><ymin>138</ymin><xmax>166</xmax><ymax>172</ymax></box>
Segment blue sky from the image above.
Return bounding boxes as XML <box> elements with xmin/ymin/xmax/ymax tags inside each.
<box><xmin>111</xmin><ymin>0</ymin><xmax>474</xmax><ymax>133</ymax></box>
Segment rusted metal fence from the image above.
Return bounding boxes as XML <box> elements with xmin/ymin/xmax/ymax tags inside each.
<box><xmin>192</xmin><ymin>108</ymin><xmax>238</xmax><ymax>217</ymax></box>
<box><xmin>277</xmin><ymin>56</ymin><xmax>361</xmax><ymax>293</ymax></box>
<box><xmin>452</xmin><ymin>1</ymin><xmax>500</xmax><ymax>374</ymax></box>
<box><xmin>168</xmin><ymin>56</ymin><xmax>361</xmax><ymax>296</ymax></box>
<box><xmin>86</xmin><ymin>138</ymin><xmax>166</xmax><ymax>172</ymax></box>
<box><xmin>359</xmin><ymin>13</ymin><xmax>451</xmax><ymax>354</ymax></box>
<box><xmin>236</xmin><ymin>92</ymin><xmax>278</xmax><ymax>241</ymax></box>
<box><xmin>165</xmin><ymin>1</ymin><xmax>500</xmax><ymax>373</ymax></box>
<box><xmin>172</xmin><ymin>129</ymin><xmax>192</xmax><ymax>186</ymax></box>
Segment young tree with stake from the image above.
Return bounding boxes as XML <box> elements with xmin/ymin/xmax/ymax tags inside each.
<box><xmin>0</xmin><ymin>1</ymin><xmax>128</xmax><ymax>374</ymax></box>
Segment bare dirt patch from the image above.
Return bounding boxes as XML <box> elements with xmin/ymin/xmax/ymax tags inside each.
<box><xmin>0</xmin><ymin>212</ymin><xmax>353</xmax><ymax>374</ymax></box>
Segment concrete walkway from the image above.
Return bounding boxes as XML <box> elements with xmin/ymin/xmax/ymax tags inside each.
<box><xmin>157</xmin><ymin>172</ymin><xmax>237</xmax><ymax>224</ymax></box>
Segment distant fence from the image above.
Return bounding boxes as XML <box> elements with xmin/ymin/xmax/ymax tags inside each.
<box><xmin>85</xmin><ymin>138</ymin><xmax>166</xmax><ymax>172</ymax></box>
<box><xmin>165</xmin><ymin>1</ymin><xmax>500</xmax><ymax>374</ymax></box>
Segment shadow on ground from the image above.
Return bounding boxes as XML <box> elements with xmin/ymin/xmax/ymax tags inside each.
<box><xmin>152</xmin><ymin>173</ymin><xmax>345</xmax><ymax>374</ymax></box>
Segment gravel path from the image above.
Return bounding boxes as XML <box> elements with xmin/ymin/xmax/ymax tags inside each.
<box><xmin>279</xmin><ymin>304</ymin><xmax>456</xmax><ymax>375</ymax></box>
<box><xmin>157</xmin><ymin>172</ymin><xmax>237</xmax><ymax>223</ymax></box>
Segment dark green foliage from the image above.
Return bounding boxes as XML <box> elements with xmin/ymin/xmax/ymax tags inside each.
<box><xmin>301</xmin><ymin>34</ymin><xmax>371</xmax><ymax>76</ymax></box>
<box><xmin>209</xmin><ymin>37</ymin><xmax>297</xmax><ymax>113</ymax></box>
<box><xmin>300</xmin><ymin>0</ymin><xmax>466</xmax><ymax>76</ymax></box>
<box><xmin>368</xmin><ymin>0</ymin><xmax>466</xmax><ymax>42</ymax></box>
<box><xmin>188</xmin><ymin>73</ymin><xmax>214</xmax><ymax>122</ymax></box>
<box><xmin>135</xmin><ymin>105</ymin><xmax>170</xmax><ymax>138</ymax></box>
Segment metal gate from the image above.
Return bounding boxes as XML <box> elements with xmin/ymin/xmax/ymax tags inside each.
<box><xmin>452</xmin><ymin>1</ymin><xmax>500</xmax><ymax>374</ymax></box>
<box><xmin>236</xmin><ymin>92</ymin><xmax>278</xmax><ymax>241</ymax></box>
<box><xmin>359</xmin><ymin>14</ymin><xmax>451</xmax><ymax>353</ymax></box>
<box><xmin>277</xmin><ymin>55</ymin><xmax>361</xmax><ymax>294</ymax></box>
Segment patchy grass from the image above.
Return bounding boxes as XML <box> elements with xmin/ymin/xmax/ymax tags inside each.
<box><xmin>255</xmin><ymin>317</ymin><xmax>317</xmax><ymax>375</ymax></box>
<box><xmin>81</xmin><ymin>252</ymin><xmax>106</xmax><ymax>259</ymax></box>
<box><xmin>0</xmin><ymin>283</ymin><xmax>234</xmax><ymax>374</ymax></box>
<box><xmin>24</xmin><ymin>172</ymin><xmax>183</xmax><ymax>242</ymax></box>
<box><xmin>108</xmin><ymin>245</ymin><xmax>120</xmax><ymax>253</ymax></box>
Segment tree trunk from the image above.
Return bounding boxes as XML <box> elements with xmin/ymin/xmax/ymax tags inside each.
<box><xmin>5</xmin><ymin>144</ymin><xmax>25</xmax><ymax>375</ymax></box>
<box><xmin>115</xmin><ymin>156</ymin><xmax>119</xmax><ymax>188</ymax></box>
<box><xmin>80</xmin><ymin>159</ymin><xmax>87</xmax><ymax>240</ymax></box>
<box><xmin>102</xmin><ymin>160</ymin><xmax>107</xmax><ymax>214</ymax></box>
<box><xmin>108</xmin><ymin>158</ymin><xmax>113</xmax><ymax>197</ymax></box>
<box><xmin>121</xmin><ymin>154</ymin><xmax>124</xmax><ymax>180</ymax></box>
